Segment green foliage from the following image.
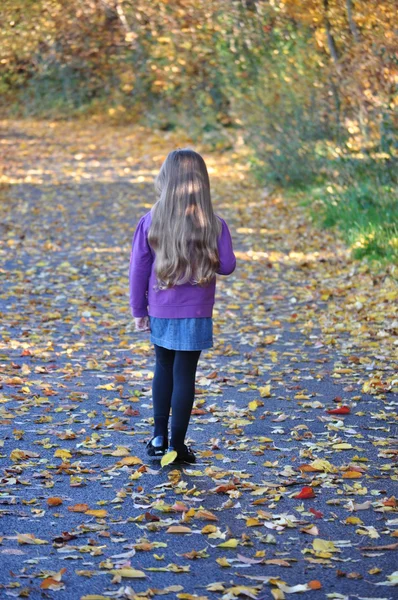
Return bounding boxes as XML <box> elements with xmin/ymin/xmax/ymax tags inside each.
<box><xmin>299</xmin><ymin>160</ymin><xmax>398</xmax><ymax>263</ymax></box>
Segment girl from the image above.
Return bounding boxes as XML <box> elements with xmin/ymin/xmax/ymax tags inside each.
<box><xmin>129</xmin><ymin>148</ymin><xmax>236</xmax><ymax>463</ymax></box>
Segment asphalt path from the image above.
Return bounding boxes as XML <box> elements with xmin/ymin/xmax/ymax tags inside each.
<box><xmin>0</xmin><ymin>121</ymin><xmax>397</xmax><ymax>600</ymax></box>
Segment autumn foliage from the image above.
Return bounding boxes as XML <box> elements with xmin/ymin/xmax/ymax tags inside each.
<box><xmin>0</xmin><ymin>1</ymin><xmax>397</xmax><ymax>259</ymax></box>
<box><xmin>1</xmin><ymin>1</ymin><xmax>396</xmax><ymax>152</ymax></box>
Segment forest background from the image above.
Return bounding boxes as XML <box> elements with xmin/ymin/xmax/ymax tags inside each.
<box><xmin>1</xmin><ymin>0</ymin><xmax>397</xmax><ymax>262</ymax></box>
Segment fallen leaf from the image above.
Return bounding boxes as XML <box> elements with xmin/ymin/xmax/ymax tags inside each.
<box><xmin>17</xmin><ymin>533</ymin><xmax>48</xmax><ymax>545</ymax></box>
<box><xmin>326</xmin><ymin>406</ymin><xmax>351</xmax><ymax>415</ymax></box>
<box><xmin>161</xmin><ymin>450</ymin><xmax>178</xmax><ymax>467</ymax></box>
<box><xmin>217</xmin><ymin>539</ymin><xmax>239</xmax><ymax>548</ymax></box>
<box><xmin>109</xmin><ymin>568</ymin><xmax>146</xmax><ymax>578</ymax></box>
<box><xmin>342</xmin><ymin>471</ymin><xmax>362</xmax><ymax>479</ymax></box>
<box><xmin>259</xmin><ymin>385</ymin><xmax>271</xmax><ymax>397</ymax></box>
<box><xmin>40</xmin><ymin>568</ymin><xmax>66</xmax><ymax>590</ymax></box>
<box><xmin>54</xmin><ymin>449</ymin><xmax>72</xmax><ymax>461</ymax></box>
<box><xmin>294</xmin><ymin>486</ymin><xmax>315</xmax><ymax>499</ymax></box>
<box><xmin>68</xmin><ymin>503</ymin><xmax>89</xmax><ymax>513</ymax></box>
<box><xmin>47</xmin><ymin>497</ymin><xmax>63</xmax><ymax>507</ymax></box>
<box><xmin>166</xmin><ymin>525</ymin><xmax>192</xmax><ymax>534</ymax></box>
<box><xmin>85</xmin><ymin>509</ymin><xmax>107</xmax><ymax>518</ymax></box>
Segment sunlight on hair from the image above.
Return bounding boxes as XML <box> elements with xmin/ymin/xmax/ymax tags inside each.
<box><xmin>185</xmin><ymin>203</ymin><xmax>208</xmax><ymax>228</ymax></box>
<box><xmin>149</xmin><ymin>148</ymin><xmax>221</xmax><ymax>288</ymax></box>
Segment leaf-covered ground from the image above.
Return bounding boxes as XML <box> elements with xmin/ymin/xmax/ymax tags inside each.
<box><xmin>0</xmin><ymin>119</ymin><xmax>397</xmax><ymax>600</ymax></box>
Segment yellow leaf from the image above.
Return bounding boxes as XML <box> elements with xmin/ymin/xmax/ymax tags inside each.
<box><xmin>345</xmin><ymin>516</ymin><xmax>363</xmax><ymax>525</ymax></box>
<box><xmin>10</xmin><ymin>449</ymin><xmax>39</xmax><ymax>462</ymax></box>
<box><xmin>332</xmin><ymin>443</ymin><xmax>353</xmax><ymax>450</ymax></box>
<box><xmin>17</xmin><ymin>533</ymin><xmax>48</xmax><ymax>545</ymax></box>
<box><xmin>201</xmin><ymin>524</ymin><xmax>217</xmax><ymax>534</ymax></box>
<box><xmin>248</xmin><ymin>400</ymin><xmax>259</xmax><ymax>411</ymax></box>
<box><xmin>161</xmin><ymin>450</ymin><xmax>177</xmax><ymax>467</ymax></box>
<box><xmin>85</xmin><ymin>509</ymin><xmax>107</xmax><ymax>518</ymax></box>
<box><xmin>368</xmin><ymin>567</ymin><xmax>382</xmax><ymax>575</ymax></box>
<box><xmin>246</xmin><ymin>518</ymin><xmax>261</xmax><ymax>527</ymax></box>
<box><xmin>117</xmin><ymin>456</ymin><xmax>143</xmax><ymax>466</ymax></box>
<box><xmin>54</xmin><ymin>449</ymin><xmax>72</xmax><ymax>461</ymax></box>
<box><xmin>110</xmin><ymin>446</ymin><xmax>130</xmax><ymax>456</ymax></box>
<box><xmin>294</xmin><ymin>393</ymin><xmax>310</xmax><ymax>400</ymax></box>
<box><xmin>271</xmin><ymin>588</ymin><xmax>285</xmax><ymax>600</ymax></box>
<box><xmin>312</xmin><ymin>538</ymin><xmax>337</xmax><ymax>553</ymax></box>
<box><xmin>259</xmin><ymin>385</ymin><xmax>271</xmax><ymax>397</ymax></box>
<box><xmin>310</xmin><ymin>459</ymin><xmax>337</xmax><ymax>473</ymax></box>
<box><xmin>109</xmin><ymin>568</ymin><xmax>146</xmax><ymax>578</ymax></box>
<box><xmin>217</xmin><ymin>538</ymin><xmax>239</xmax><ymax>548</ymax></box>
<box><xmin>207</xmin><ymin>582</ymin><xmax>226</xmax><ymax>592</ymax></box>
<box><xmin>216</xmin><ymin>557</ymin><xmax>231</xmax><ymax>567</ymax></box>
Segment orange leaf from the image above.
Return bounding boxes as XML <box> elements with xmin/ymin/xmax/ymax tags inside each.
<box><xmin>383</xmin><ymin>497</ymin><xmax>396</xmax><ymax>507</ymax></box>
<box><xmin>68</xmin><ymin>503</ymin><xmax>89</xmax><ymax>513</ymax></box>
<box><xmin>40</xmin><ymin>568</ymin><xmax>66</xmax><ymax>590</ymax></box>
<box><xmin>206</xmin><ymin>371</ymin><xmax>218</xmax><ymax>379</ymax></box>
<box><xmin>166</xmin><ymin>525</ymin><xmax>192</xmax><ymax>534</ymax></box>
<box><xmin>117</xmin><ymin>456</ymin><xmax>143</xmax><ymax>466</ymax></box>
<box><xmin>214</xmin><ymin>483</ymin><xmax>236</xmax><ymax>494</ymax></box>
<box><xmin>342</xmin><ymin>471</ymin><xmax>362</xmax><ymax>479</ymax></box>
<box><xmin>195</xmin><ymin>509</ymin><xmax>218</xmax><ymax>521</ymax></box>
<box><xmin>114</xmin><ymin>375</ymin><xmax>126</xmax><ymax>382</ymax></box>
<box><xmin>47</xmin><ymin>497</ymin><xmax>63</xmax><ymax>507</ymax></box>
<box><xmin>40</xmin><ymin>578</ymin><xmax>61</xmax><ymax>590</ymax></box>
<box><xmin>298</xmin><ymin>464</ymin><xmax>319</xmax><ymax>472</ymax></box>
<box><xmin>308</xmin><ymin>580</ymin><xmax>322</xmax><ymax>590</ymax></box>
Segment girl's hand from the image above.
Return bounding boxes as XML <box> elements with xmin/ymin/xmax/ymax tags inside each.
<box><xmin>134</xmin><ymin>316</ymin><xmax>150</xmax><ymax>332</ymax></box>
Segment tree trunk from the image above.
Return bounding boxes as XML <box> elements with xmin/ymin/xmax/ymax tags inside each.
<box><xmin>322</xmin><ymin>0</ymin><xmax>339</xmax><ymax>64</ymax></box>
<box><xmin>346</xmin><ymin>0</ymin><xmax>360</xmax><ymax>43</ymax></box>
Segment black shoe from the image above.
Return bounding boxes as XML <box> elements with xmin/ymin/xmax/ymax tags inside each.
<box><xmin>168</xmin><ymin>444</ymin><xmax>196</xmax><ymax>464</ymax></box>
<box><xmin>146</xmin><ymin>436</ymin><xmax>168</xmax><ymax>457</ymax></box>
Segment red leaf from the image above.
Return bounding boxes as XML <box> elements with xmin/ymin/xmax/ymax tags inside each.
<box><xmin>309</xmin><ymin>508</ymin><xmax>324</xmax><ymax>519</ymax></box>
<box><xmin>294</xmin><ymin>486</ymin><xmax>316</xmax><ymax>499</ymax></box>
<box><xmin>326</xmin><ymin>405</ymin><xmax>351</xmax><ymax>415</ymax></box>
<box><xmin>145</xmin><ymin>512</ymin><xmax>160</xmax><ymax>522</ymax></box>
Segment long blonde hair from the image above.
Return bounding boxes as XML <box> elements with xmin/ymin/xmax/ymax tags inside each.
<box><xmin>148</xmin><ymin>148</ymin><xmax>221</xmax><ymax>289</ymax></box>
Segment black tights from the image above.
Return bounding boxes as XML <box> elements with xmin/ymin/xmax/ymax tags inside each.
<box><xmin>152</xmin><ymin>344</ymin><xmax>201</xmax><ymax>450</ymax></box>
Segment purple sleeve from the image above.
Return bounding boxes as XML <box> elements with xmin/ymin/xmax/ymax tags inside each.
<box><xmin>217</xmin><ymin>218</ymin><xmax>236</xmax><ymax>275</ymax></box>
<box><xmin>129</xmin><ymin>217</ymin><xmax>153</xmax><ymax>317</ymax></box>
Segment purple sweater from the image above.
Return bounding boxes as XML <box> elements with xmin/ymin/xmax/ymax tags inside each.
<box><xmin>129</xmin><ymin>211</ymin><xmax>236</xmax><ymax>318</ymax></box>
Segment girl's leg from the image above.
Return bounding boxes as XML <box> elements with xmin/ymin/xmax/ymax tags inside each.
<box><xmin>170</xmin><ymin>350</ymin><xmax>201</xmax><ymax>450</ymax></box>
<box><xmin>152</xmin><ymin>344</ymin><xmax>175</xmax><ymax>438</ymax></box>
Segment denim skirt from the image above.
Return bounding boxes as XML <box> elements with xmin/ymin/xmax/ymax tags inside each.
<box><xmin>149</xmin><ymin>316</ymin><xmax>213</xmax><ymax>351</ymax></box>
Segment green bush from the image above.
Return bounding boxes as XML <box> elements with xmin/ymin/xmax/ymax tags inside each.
<box><xmin>301</xmin><ymin>160</ymin><xmax>398</xmax><ymax>263</ymax></box>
